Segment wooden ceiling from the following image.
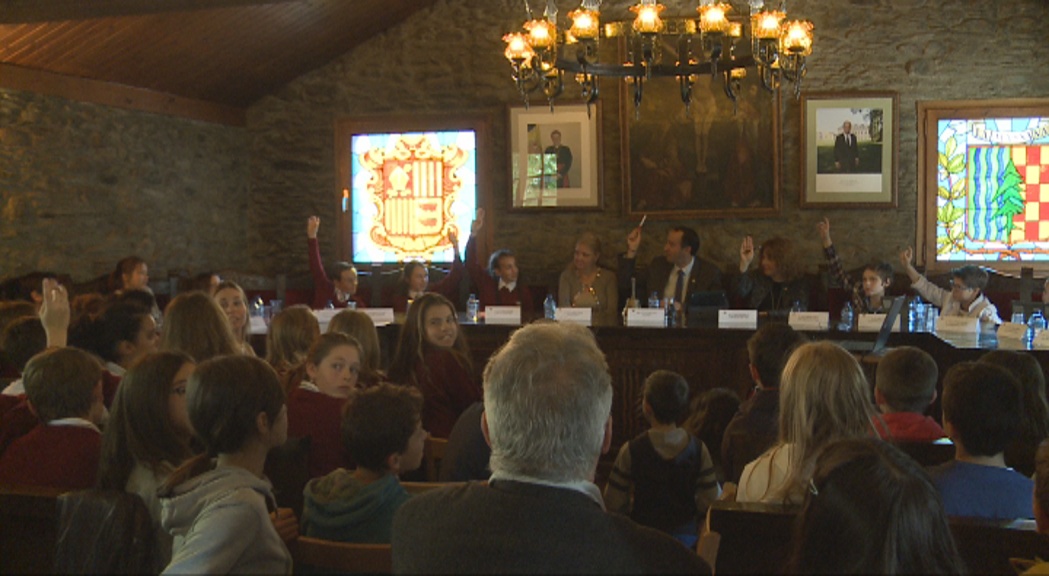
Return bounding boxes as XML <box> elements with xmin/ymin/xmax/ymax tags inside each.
<box><xmin>0</xmin><ymin>0</ymin><xmax>438</xmax><ymax>123</ymax></box>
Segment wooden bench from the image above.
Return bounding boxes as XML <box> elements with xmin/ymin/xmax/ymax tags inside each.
<box><xmin>288</xmin><ymin>536</ymin><xmax>392</xmax><ymax>574</ymax></box>
<box><xmin>0</xmin><ymin>485</ymin><xmax>66</xmax><ymax>574</ymax></box>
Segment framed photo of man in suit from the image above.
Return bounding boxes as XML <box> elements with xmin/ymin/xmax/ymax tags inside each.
<box><xmin>508</xmin><ymin>103</ymin><xmax>602</xmax><ymax>210</ymax></box>
<box><xmin>801</xmin><ymin>91</ymin><xmax>899</xmax><ymax>208</ymax></box>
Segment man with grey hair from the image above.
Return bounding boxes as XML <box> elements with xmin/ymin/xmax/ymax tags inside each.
<box><xmin>392</xmin><ymin>322</ymin><xmax>710</xmax><ymax>574</ymax></box>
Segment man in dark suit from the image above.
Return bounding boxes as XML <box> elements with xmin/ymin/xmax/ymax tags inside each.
<box><xmin>544</xmin><ymin>129</ymin><xmax>573</xmax><ymax>188</ymax></box>
<box><xmin>834</xmin><ymin>121</ymin><xmax>860</xmax><ymax>173</ymax></box>
<box><xmin>392</xmin><ymin>322</ymin><xmax>710</xmax><ymax>574</ymax></box>
<box><xmin>618</xmin><ymin>225</ymin><xmax>723</xmax><ymax>309</ymax></box>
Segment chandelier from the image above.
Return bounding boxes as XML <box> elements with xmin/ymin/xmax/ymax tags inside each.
<box><xmin>502</xmin><ymin>0</ymin><xmax>814</xmax><ymax>114</ymax></box>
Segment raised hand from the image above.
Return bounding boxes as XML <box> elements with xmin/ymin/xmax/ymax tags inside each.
<box><xmin>39</xmin><ymin>278</ymin><xmax>70</xmax><ymax>347</ymax></box>
<box><xmin>471</xmin><ymin>208</ymin><xmax>485</xmax><ymax>236</ymax></box>
<box><xmin>739</xmin><ymin>235</ymin><xmax>755</xmax><ymax>272</ymax></box>
<box><xmin>626</xmin><ymin>226</ymin><xmax>642</xmax><ymax>257</ymax></box>
<box><xmin>899</xmin><ymin>246</ymin><xmax>913</xmax><ymax>268</ymax></box>
<box><xmin>306</xmin><ymin>216</ymin><xmax>320</xmax><ymax>239</ymax></box>
<box><xmin>816</xmin><ymin>217</ymin><xmax>832</xmax><ymax>247</ymax></box>
<box><xmin>448</xmin><ymin>229</ymin><xmax>459</xmax><ymax>248</ymax></box>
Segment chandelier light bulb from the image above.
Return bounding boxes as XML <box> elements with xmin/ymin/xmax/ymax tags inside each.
<box><xmin>698</xmin><ymin>2</ymin><xmax>731</xmax><ymax>34</ymax></box>
<box><xmin>751</xmin><ymin>10</ymin><xmax>785</xmax><ymax>39</ymax></box>
<box><xmin>524</xmin><ymin>19</ymin><xmax>557</xmax><ymax>50</ymax></box>
<box><xmin>569</xmin><ymin>8</ymin><xmax>600</xmax><ymax>40</ymax></box>
<box><xmin>630</xmin><ymin>2</ymin><xmax>665</xmax><ymax>35</ymax></box>
<box><xmin>780</xmin><ymin>20</ymin><xmax>814</xmax><ymax>55</ymax></box>
<box><xmin>503</xmin><ymin>32</ymin><xmax>535</xmax><ymax>63</ymax></box>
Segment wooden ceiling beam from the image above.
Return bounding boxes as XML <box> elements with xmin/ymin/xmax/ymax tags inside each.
<box><xmin>0</xmin><ymin>0</ymin><xmax>300</xmax><ymax>24</ymax></box>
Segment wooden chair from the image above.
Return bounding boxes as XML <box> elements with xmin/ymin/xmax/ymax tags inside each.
<box><xmin>265</xmin><ymin>435</ymin><xmax>312</xmax><ymax>518</ymax></box>
<box><xmin>893</xmin><ymin>439</ymin><xmax>955</xmax><ymax>467</ymax></box>
<box><xmin>950</xmin><ymin>518</ymin><xmax>1049</xmax><ymax>575</ymax></box>
<box><xmin>706</xmin><ymin>500</ymin><xmax>797</xmax><ymax>574</ymax></box>
<box><xmin>288</xmin><ymin>536</ymin><xmax>392</xmax><ymax>574</ymax></box>
<box><xmin>0</xmin><ymin>485</ymin><xmax>66</xmax><ymax>574</ymax></box>
<box><xmin>401</xmin><ymin>481</ymin><xmax>462</xmax><ymax>496</ymax></box>
<box><xmin>54</xmin><ymin>489</ymin><xmax>158</xmax><ymax>574</ymax></box>
<box><xmin>424</xmin><ymin>436</ymin><xmax>448</xmax><ymax>482</ymax></box>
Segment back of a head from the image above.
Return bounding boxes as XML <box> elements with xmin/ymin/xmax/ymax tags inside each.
<box><xmin>23</xmin><ymin>347</ymin><xmax>102</xmax><ymax>423</ymax></box>
<box><xmin>188</xmin><ymin>355</ymin><xmax>285</xmax><ymax>457</ymax></box>
<box><xmin>1</xmin><ymin>315</ymin><xmax>47</xmax><ymax>374</ymax></box>
<box><xmin>72</xmin><ymin>301</ymin><xmax>151</xmax><ymax>364</ymax></box>
<box><xmin>747</xmin><ymin>323</ymin><xmax>806</xmax><ymax>389</ymax></box>
<box><xmin>266</xmin><ymin>305</ymin><xmax>320</xmax><ymax>371</ymax></box>
<box><xmin>875</xmin><ymin>346</ymin><xmax>938</xmax><ymax>413</ymax></box>
<box><xmin>643</xmin><ymin>370</ymin><xmax>690</xmax><ymax>425</ymax></box>
<box><xmin>789</xmin><ymin>438</ymin><xmax>962</xmax><ymax>574</ymax></box>
<box><xmin>779</xmin><ymin>342</ymin><xmax>875</xmax><ymax>473</ymax></box>
<box><xmin>97</xmin><ymin>351</ymin><xmax>195</xmax><ymax>490</ymax></box>
<box><xmin>942</xmin><ymin>362</ymin><xmax>1022</xmax><ymax>457</ymax></box>
<box><xmin>327</xmin><ymin>309</ymin><xmax>381</xmax><ymax>372</ymax></box>
<box><xmin>162</xmin><ymin>291</ymin><xmax>238</xmax><ymax>363</ymax></box>
<box><xmin>483</xmin><ymin>322</ymin><xmax>612</xmax><ymax>483</ymax></box>
<box><xmin>979</xmin><ymin>350</ymin><xmax>1049</xmax><ymax>441</ymax></box>
<box><xmin>0</xmin><ymin>300</ymin><xmax>37</xmax><ymax>333</ymax></box>
<box><xmin>341</xmin><ymin>383</ymin><xmax>423</xmax><ymax>472</ymax></box>
<box><xmin>1035</xmin><ymin>440</ymin><xmax>1049</xmax><ymax>527</ymax></box>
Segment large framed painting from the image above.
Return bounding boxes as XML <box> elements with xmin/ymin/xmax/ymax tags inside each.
<box><xmin>800</xmin><ymin>91</ymin><xmax>899</xmax><ymax>209</ymax></box>
<box><xmin>508</xmin><ymin>102</ymin><xmax>602</xmax><ymax>210</ymax></box>
<box><xmin>917</xmin><ymin>99</ymin><xmax>1049</xmax><ymax>274</ymax></box>
<box><xmin>621</xmin><ymin>41</ymin><xmax>781</xmax><ymax>219</ymax></box>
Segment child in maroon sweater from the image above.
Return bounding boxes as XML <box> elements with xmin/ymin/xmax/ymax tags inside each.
<box><xmin>0</xmin><ymin>347</ymin><xmax>106</xmax><ymax>490</ymax></box>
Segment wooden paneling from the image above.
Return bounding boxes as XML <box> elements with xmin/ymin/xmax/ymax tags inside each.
<box><xmin>0</xmin><ymin>0</ymin><xmax>437</xmax><ymax>113</ymax></box>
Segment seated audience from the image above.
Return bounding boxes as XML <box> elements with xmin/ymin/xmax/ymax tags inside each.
<box><xmin>286</xmin><ymin>332</ymin><xmax>363</xmax><ymax>478</ymax></box>
<box><xmin>388</xmin><ymin>294</ymin><xmax>480</xmax><ymax>439</ymax></box>
<box><xmin>721</xmin><ymin>323</ymin><xmax>806</xmax><ymax>484</ymax></box>
<box><xmin>980</xmin><ymin>350</ymin><xmax>1049</xmax><ymax>477</ymax></box>
<box><xmin>108</xmin><ymin>256</ymin><xmax>150</xmax><ymax>295</ymax></box>
<box><xmin>392</xmin><ymin>322</ymin><xmax>710</xmax><ymax>574</ymax></box>
<box><xmin>899</xmin><ymin>246</ymin><xmax>1001</xmax><ymax>329</ymax></box>
<box><xmin>184</xmin><ymin>272</ymin><xmax>221</xmax><ymax>296</ymax></box>
<box><xmin>161</xmin><ymin>291</ymin><xmax>239</xmax><ymax>363</ymax></box>
<box><xmin>873</xmin><ymin>346</ymin><xmax>946</xmax><ymax>443</ymax></box>
<box><xmin>558</xmin><ymin>232</ymin><xmax>619</xmax><ymax>326</ymax></box>
<box><xmin>302</xmin><ymin>383</ymin><xmax>426</xmax><ymax>543</ymax></box>
<box><xmin>684</xmin><ymin>387</ymin><xmax>740</xmax><ymax>485</ymax></box>
<box><xmin>617</xmin><ymin>224</ymin><xmax>723</xmax><ymax>310</ymax></box>
<box><xmin>158</xmin><ymin>356</ymin><xmax>293</xmax><ymax>574</ymax></box>
<box><xmin>0</xmin><ymin>315</ymin><xmax>46</xmax><ymax>396</ymax></box>
<box><xmin>465</xmin><ymin>208</ymin><xmax>534</xmax><ymax>316</ymax></box>
<box><xmin>265</xmin><ymin>304</ymin><xmax>320</xmax><ymax>383</ymax></box>
<box><xmin>605</xmin><ymin>370</ymin><xmax>719</xmax><ymax>547</ymax></box>
<box><xmin>788</xmin><ymin>438</ymin><xmax>963</xmax><ymax>574</ymax></box>
<box><xmin>384</xmin><ymin>231</ymin><xmax>465</xmax><ymax>313</ymax></box>
<box><xmin>0</xmin><ymin>300</ymin><xmax>38</xmax><ymax>385</ymax></box>
<box><xmin>736</xmin><ymin>341</ymin><xmax>877</xmax><ymax>504</ymax></box>
<box><xmin>96</xmin><ymin>351</ymin><xmax>196</xmax><ymax>566</ymax></box>
<box><xmin>439</xmin><ymin>401</ymin><xmax>490</xmax><ymax>482</ymax></box>
<box><xmin>1031</xmin><ymin>441</ymin><xmax>1049</xmax><ymax>560</ymax></box>
<box><xmin>212</xmin><ymin>281</ymin><xmax>256</xmax><ymax>356</ymax></box>
<box><xmin>817</xmin><ymin>217</ymin><xmax>896</xmax><ymax>313</ymax></box>
<box><xmin>928</xmin><ymin>361</ymin><xmax>1033</xmax><ymax>519</ymax></box>
<box><xmin>70</xmin><ymin>301</ymin><xmax>158</xmax><ymax>377</ymax></box>
<box><xmin>0</xmin><ymin>347</ymin><xmax>106</xmax><ymax>490</ymax></box>
<box><xmin>306</xmin><ymin>216</ymin><xmax>365</xmax><ymax>309</ymax></box>
<box><xmin>327</xmin><ymin>309</ymin><xmax>385</xmax><ymax>387</ymax></box>
<box><xmin>734</xmin><ymin>236</ymin><xmax>809</xmax><ymax>316</ymax></box>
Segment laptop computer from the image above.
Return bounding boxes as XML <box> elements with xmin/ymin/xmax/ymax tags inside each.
<box><xmin>835</xmin><ymin>296</ymin><xmax>906</xmax><ymax>355</ymax></box>
<box><xmin>686</xmin><ymin>290</ymin><xmax>730</xmax><ymax>325</ymax></box>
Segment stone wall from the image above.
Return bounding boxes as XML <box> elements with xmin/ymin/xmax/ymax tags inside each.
<box><xmin>0</xmin><ymin>89</ymin><xmax>249</xmax><ymax>282</ymax></box>
<box><xmin>247</xmin><ymin>0</ymin><xmax>1049</xmax><ymax>291</ymax></box>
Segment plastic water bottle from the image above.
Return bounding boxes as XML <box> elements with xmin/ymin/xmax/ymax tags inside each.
<box><xmin>840</xmin><ymin>302</ymin><xmax>854</xmax><ymax>332</ymax></box>
<box><xmin>251</xmin><ymin>296</ymin><xmax>264</xmax><ymax>317</ymax></box>
<box><xmin>664</xmin><ymin>297</ymin><xmax>676</xmax><ymax>327</ymax></box>
<box><xmin>1028</xmin><ymin>310</ymin><xmax>1046</xmax><ymax>341</ymax></box>
<box><xmin>544</xmin><ymin>294</ymin><xmax>557</xmax><ymax>320</ymax></box>
<box><xmin>648</xmin><ymin>291</ymin><xmax>661</xmax><ymax>309</ymax></box>
<box><xmin>467</xmin><ymin>294</ymin><xmax>480</xmax><ymax>323</ymax></box>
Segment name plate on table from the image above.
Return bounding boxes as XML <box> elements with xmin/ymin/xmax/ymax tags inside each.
<box><xmin>555</xmin><ymin>307</ymin><xmax>592</xmax><ymax>326</ymax></box>
<box><xmin>789</xmin><ymin>311</ymin><xmax>829</xmax><ymax>331</ymax></box>
<box><xmin>485</xmin><ymin>306</ymin><xmax>521</xmax><ymax>326</ymax></box>
<box><xmin>935</xmin><ymin>316</ymin><xmax>978</xmax><ymax>334</ymax></box>
<box><xmin>249</xmin><ymin>316</ymin><xmax>268</xmax><ymax>335</ymax></box>
<box><xmin>626</xmin><ymin>308</ymin><xmax>666</xmax><ymax>328</ymax></box>
<box><xmin>719</xmin><ymin>310</ymin><xmax>757</xmax><ymax>329</ymax></box>
<box><xmin>361</xmin><ymin>308</ymin><xmax>395</xmax><ymax>326</ymax></box>
<box><xmin>857</xmin><ymin>313</ymin><xmax>901</xmax><ymax>333</ymax></box>
<box><xmin>1034</xmin><ymin>330</ymin><xmax>1049</xmax><ymax>349</ymax></box>
<box><xmin>997</xmin><ymin>322</ymin><xmax>1029</xmax><ymax>340</ymax></box>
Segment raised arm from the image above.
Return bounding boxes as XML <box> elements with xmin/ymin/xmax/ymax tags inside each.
<box><xmin>39</xmin><ymin>278</ymin><xmax>69</xmax><ymax>348</ymax></box>
<box><xmin>818</xmin><ymin>217</ymin><xmax>851</xmax><ymax>289</ymax></box>
<box><xmin>739</xmin><ymin>235</ymin><xmax>755</xmax><ymax>274</ymax></box>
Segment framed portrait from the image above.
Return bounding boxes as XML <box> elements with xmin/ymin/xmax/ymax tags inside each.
<box><xmin>800</xmin><ymin>91</ymin><xmax>899</xmax><ymax>209</ymax></box>
<box><xmin>508</xmin><ymin>102</ymin><xmax>602</xmax><ymax>210</ymax></box>
<box><xmin>620</xmin><ymin>41</ymin><xmax>781</xmax><ymax>219</ymax></box>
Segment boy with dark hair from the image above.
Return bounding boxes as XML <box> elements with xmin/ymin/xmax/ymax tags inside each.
<box><xmin>604</xmin><ymin>370</ymin><xmax>719</xmax><ymax>548</ymax></box>
<box><xmin>0</xmin><ymin>347</ymin><xmax>105</xmax><ymax>489</ymax></box>
<box><xmin>302</xmin><ymin>383</ymin><xmax>427</xmax><ymax>543</ymax></box>
<box><xmin>721</xmin><ymin>323</ymin><xmax>806</xmax><ymax>483</ymax></box>
<box><xmin>874</xmin><ymin>346</ymin><xmax>945</xmax><ymax>443</ymax></box>
<box><xmin>928</xmin><ymin>362</ymin><xmax>1032</xmax><ymax>519</ymax></box>
<box><xmin>899</xmin><ymin>248</ymin><xmax>1001</xmax><ymax>329</ymax></box>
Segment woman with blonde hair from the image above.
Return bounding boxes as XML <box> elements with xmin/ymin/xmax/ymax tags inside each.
<box><xmin>735</xmin><ymin>341</ymin><xmax>878</xmax><ymax>504</ymax></box>
<box><xmin>735</xmin><ymin>236</ymin><xmax>809</xmax><ymax>316</ymax></box>
<box><xmin>327</xmin><ymin>308</ymin><xmax>385</xmax><ymax>387</ymax></box>
<box><xmin>212</xmin><ymin>281</ymin><xmax>255</xmax><ymax>357</ymax></box>
<box><xmin>161</xmin><ymin>292</ymin><xmax>239</xmax><ymax>363</ymax></box>
<box><xmin>266</xmin><ymin>304</ymin><xmax>320</xmax><ymax>384</ymax></box>
<box><xmin>558</xmin><ymin>231</ymin><xmax>618</xmax><ymax>326</ymax></box>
